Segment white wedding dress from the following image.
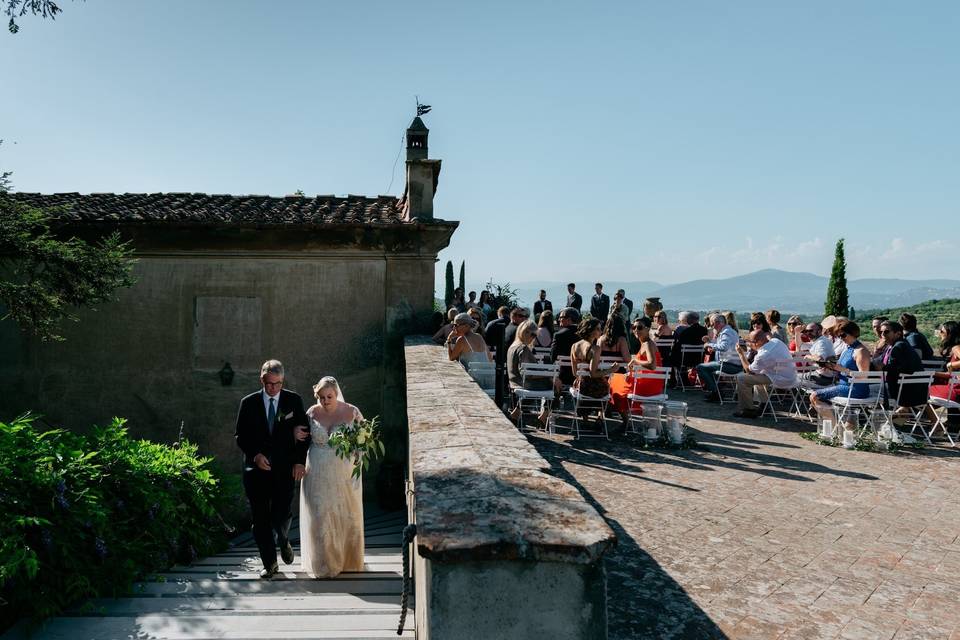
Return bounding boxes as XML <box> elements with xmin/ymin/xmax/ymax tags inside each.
<box><xmin>299</xmin><ymin>415</ymin><xmax>365</xmax><ymax>578</ymax></box>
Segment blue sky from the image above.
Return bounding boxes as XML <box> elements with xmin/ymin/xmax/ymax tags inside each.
<box><xmin>2</xmin><ymin>1</ymin><xmax>957</xmax><ymax>293</ymax></box>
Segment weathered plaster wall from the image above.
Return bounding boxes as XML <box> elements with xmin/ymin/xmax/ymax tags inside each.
<box><xmin>0</xmin><ymin>253</ymin><xmax>430</xmax><ymax>474</ymax></box>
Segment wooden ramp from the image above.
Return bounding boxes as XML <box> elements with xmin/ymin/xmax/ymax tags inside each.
<box><xmin>6</xmin><ymin>507</ymin><xmax>412</xmax><ymax>640</ymax></box>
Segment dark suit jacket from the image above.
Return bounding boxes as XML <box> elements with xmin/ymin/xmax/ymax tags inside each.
<box><xmin>884</xmin><ymin>339</ymin><xmax>925</xmax><ymax>407</ymax></box>
<box><xmin>566</xmin><ymin>292</ymin><xmax>583</xmax><ymax>311</ymax></box>
<box><xmin>590</xmin><ymin>293</ymin><xmax>610</xmax><ymax>320</ymax></box>
<box><xmin>905</xmin><ymin>331</ymin><xmax>934</xmax><ymax>360</ymax></box>
<box><xmin>484</xmin><ymin>317</ymin><xmax>509</xmax><ymax>353</ymax></box>
<box><xmin>551</xmin><ymin>326</ymin><xmax>580</xmax><ymax>385</ymax></box>
<box><xmin>533</xmin><ymin>300</ymin><xmax>553</xmax><ymax>317</ymax></box>
<box><xmin>670</xmin><ymin>323</ymin><xmax>709</xmax><ymax>367</ymax></box>
<box><xmin>235</xmin><ymin>388</ymin><xmax>309</xmax><ymax>470</ymax></box>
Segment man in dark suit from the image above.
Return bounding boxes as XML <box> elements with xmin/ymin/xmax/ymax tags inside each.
<box><xmin>235</xmin><ymin>359</ymin><xmax>309</xmax><ymax>578</ymax></box>
<box><xmin>878</xmin><ymin>320</ymin><xmax>924</xmax><ymax>409</ymax></box>
<box><xmin>566</xmin><ymin>283</ymin><xmax>582</xmax><ymax>312</ymax></box>
<box><xmin>590</xmin><ymin>283</ymin><xmax>610</xmax><ymax>320</ymax></box>
<box><xmin>533</xmin><ymin>290</ymin><xmax>553</xmax><ymax>319</ymax></box>
<box><xmin>617</xmin><ymin>289</ymin><xmax>634</xmax><ymax>318</ymax></box>
<box><xmin>669</xmin><ymin>311</ymin><xmax>709</xmax><ymax>386</ymax></box>
<box><xmin>551</xmin><ymin>307</ymin><xmax>581</xmax><ymax>386</ymax></box>
<box><xmin>484</xmin><ymin>307</ymin><xmax>511</xmax><ymax>405</ymax></box>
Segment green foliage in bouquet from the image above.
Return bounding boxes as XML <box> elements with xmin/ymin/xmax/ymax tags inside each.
<box><xmin>0</xmin><ymin>414</ymin><xmax>228</xmax><ymax>629</ymax></box>
<box><xmin>327</xmin><ymin>417</ymin><xmax>385</xmax><ymax>479</ymax></box>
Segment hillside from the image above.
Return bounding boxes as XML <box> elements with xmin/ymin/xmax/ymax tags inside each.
<box><xmin>858</xmin><ymin>298</ymin><xmax>960</xmax><ymax>345</ymax></box>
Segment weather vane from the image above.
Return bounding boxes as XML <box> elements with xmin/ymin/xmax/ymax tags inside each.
<box><xmin>415</xmin><ymin>96</ymin><xmax>432</xmax><ymax>117</ymax></box>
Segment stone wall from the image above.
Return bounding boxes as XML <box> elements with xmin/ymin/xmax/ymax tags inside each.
<box><xmin>404</xmin><ymin>338</ymin><xmax>617</xmax><ymax>639</ymax></box>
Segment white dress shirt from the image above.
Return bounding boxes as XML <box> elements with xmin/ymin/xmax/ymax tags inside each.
<box><xmin>749</xmin><ymin>338</ymin><xmax>798</xmax><ymax>388</ymax></box>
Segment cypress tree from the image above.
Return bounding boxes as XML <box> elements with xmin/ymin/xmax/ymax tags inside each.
<box><xmin>849</xmin><ymin>307</ymin><xmax>856</xmax><ymax>321</ymax></box>
<box><xmin>458</xmin><ymin>261</ymin><xmax>466</xmax><ymax>296</ymax></box>
<box><xmin>444</xmin><ymin>260</ymin><xmax>455</xmax><ymax>309</ymax></box>
<box><xmin>824</xmin><ymin>238</ymin><xmax>850</xmax><ymax>317</ymax></box>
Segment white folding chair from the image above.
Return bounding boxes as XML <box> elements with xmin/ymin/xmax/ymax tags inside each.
<box><xmin>929</xmin><ymin>373</ymin><xmax>959</xmax><ymax>446</ymax></box>
<box><xmin>678</xmin><ymin>345</ymin><xmax>705</xmax><ymax>391</ymax></box>
<box><xmin>922</xmin><ymin>359</ymin><xmax>947</xmax><ymax>372</ymax></box>
<box><xmin>512</xmin><ymin>363</ymin><xmax>558</xmax><ymax>433</ymax></box>
<box><xmin>626</xmin><ymin>366</ymin><xmax>670</xmax><ymax>438</ymax></box>
<box><xmin>533</xmin><ymin>347</ymin><xmax>553</xmax><ymax>363</ymax></box>
<box><xmin>793</xmin><ymin>361</ymin><xmax>825</xmax><ymax>420</ymax></box>
<box><xmin>570</xmin><ymin>363</ymin><xmax>613</xmax><ymax>439</ymax></box>
<box><xmin>756</xmin><ymin>362</ymin><xmax>801</xmax><ymax>422</ymax></box>
<box><xmin>891</xmin><ymin>371</ymin><xmax>936</xmax><ymax>444</ymax></box>
<box><xmin>466</xmin><ymin>360</ymin><xmax>496</xmax><ymax>397</ymax></box>
<box><xmin>829</xmin><ymin>370</ymin><xmax>885</xmax><ymax>432</ymax></box>
<box><xmin>712</xmin><ymin>354</ymin><xmax>740</xmax><ymax>405</ymax></box>
<box><xmin>655</xmin><ymin>338</ymin><xmax>675</xmax><ymax>365</ymax></box>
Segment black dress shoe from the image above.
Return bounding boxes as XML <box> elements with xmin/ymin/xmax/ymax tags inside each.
<box><xmin>259</xmin><ymin>562</ymin><xmax>279</xmax><ymax>579</ymax></box>
<box><xmin>733</xmin><ymin>410</ymin><xmax>758</xmax><ymax>419</ymax></box>
<box><xmin>704</xmin><ymin>392</ymin><xmax>721</xmax><ymax>403</ymax></box>
<box><xmin>280</xmin><ymin>540</ymin><xmax>294</xmax><ymax>565</ymax></box>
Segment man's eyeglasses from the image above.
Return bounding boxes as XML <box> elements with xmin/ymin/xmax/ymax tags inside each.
<box><xmin>881</xmin><ymin>329</ymin><xmax>894</xmax><ymax>336</ymax></box>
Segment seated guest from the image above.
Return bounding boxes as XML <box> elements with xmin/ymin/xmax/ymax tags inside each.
<box><xmin>797</xmin><ymin>322</ymin><xmax>837</xmax><ymax>386</ymax></box>
<box><xmin>749</xmin><ymin>311</ymin><xmax>770</xmax><ymax>333</ymax></box>
<box><xmin>432</xmin><ymin>308</ymin><xmax>459</xmax><ymax>345</ymax></box>
<box><xmin>571</xmin><ymin>318</ymin><xmax>609</xmax><ymax>400</ymax></box>
<box><xmin>875</xmin><ymin>320</ymin><xmax>924</xmax><ymax>412</ymax></box>
<box><xmin>724</xmin><ymin>311</ymin><xmax>740</xmax><ymax>332</ymax></box>
<box><xmin>697</xmin><ymin>314</ymin><xmax>743</xmax><ymax>402</ymax></box>
<box><xmin>504</xmin><ymin>307</ymin><xmax>530</xmax><ymax>351</ymax></box>
<box><xmin>484</xmin><ymin>306</ymin><xmax>511</xmax><ymax>350</ymax></box>
<box><xmin>451</xmin><ymin>288</ymin><xmax>466</xmax><ymax>312</ymax></box>
<box><xmin>786</xmin><ymin>315</ymin><xmax>806</xmax><ymax>351</ymax></box>
<box><xmin>871</xmin><ymin>316</ymin><xmax>889</xmax><ymax>347</ymax></box>
<box><xmin>465</xmin><ymin>290</ymin><xmax>480</xmax><ymax>311</ymax></box>
<box><xmin>609</xmin><ymin>317</ymin><xmax>664</xmax><ymax>429</ymax></box>
<box><xmin>900</xmin><ymin>313</ymin><xmax>934</xmax><ymax>360</ymax></box>
<box><xmin>767</xmin><ymin>309</ymin><xmax>787</xmax><ymax>343</ymax></box>
<box><xmin>507</xmin><ymin>320</ymin><xmax>554</xmax><ymax>425</ymax></box>
<box><xmin>821</xmin><ymin>315</ymin><xmax>848</xmax><ymax>357</ymax></box>
<box><xmin>551</xmin><ymin>307</ymin><xmax>581</xmax><ymax>386</ymax></box>
<box><xmin>468</xmin><ymin>307</ymin><xmax>485</xmax><ymax>337</ymax></box>
<box><xmin>732</xmin><ymin>330</ymin><xmax>797</xmax><ymax>419</ymax></box>
<box><xmin>652</xmin><ymin>310</ymin><xmax>673</xmax><ymax>338</ymax></box>
<box><xmin>598</xmin><ymin>314</ymin><xmax>631</xmax><ymax>363</ymax></box>
<box><xmin>447</xmin><ymin>313</ymin><xmax>492</xmax><ymax>365</ymax></box>
<box><xmin>669</xmin><ymin>311</ymin><xmax>708</xmax><ymax>384</ymax></box>
<box><xmin>930</xmin><ymin>321</ymin><xmax>960</xmax><ymax>403</ymax></box>
<box><xmin>810</xmin><ymin>320</ymin><xmax>872</xmax><ymax>424</ymax></box>
<box><xmin>535</xmin><ymin>310</ymin><xmax>555</xmax><ymax>348</ymax></box>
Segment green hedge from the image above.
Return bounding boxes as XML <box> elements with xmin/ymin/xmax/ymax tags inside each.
<box><xmin>0</xmin><ymin>414</ymin><xmax>229</xmax><ymax>628</ymax></box>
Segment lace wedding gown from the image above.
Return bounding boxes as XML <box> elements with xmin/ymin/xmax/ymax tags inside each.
<box><xmin>299</xmin><ymin>417</ymin><xmax>365</xmax><ymax>578</ymax></box>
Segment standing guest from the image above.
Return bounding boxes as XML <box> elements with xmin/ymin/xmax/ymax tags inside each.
<box><xmin>571</xmin><ymin>318</ymin><xmax>609</xmax><ymax>399</ymax></box>
<box><xmin>447</xmin><ymin>313</ymin><xmax>492</xmax><ymax>365</ymax></box>
<box><xmin>732</xmin><ymin>330</ymin><xmax>797</xmax><ymax>419</ymax></box>
<box><xmin>610</xmin><ymin>290</ymin><xmax>631</xmax><ymax>324</ymax></box>
<box><xmin>930</xmin><ymin>321</ymin><xmax>960</xmax><ymax>403</ymax></box>
<box><xmin>652</xmin><ymin>310</ymin><xmax>673</xmax><ymax>339</ymax></box>
<box><xmin>503</xmin><ymin>307</ymin><xmax>530</xmax><ymax>353</ymax></box>
<box><xmin>697</xmin><ymin>314</ymin><xmax>743</xmax><ymax>402</ymax></box>
<box><xmin>432</xmin><ymin>308</ymin><xmax>459</xmax><ymax>345</ymax></box>
<box><xmin>798</xmin><ymin>322</ymin><xmax>838</xmax><ymax>386</ymax></box>
<box><xmin>465</xmin><ymin>291</ymin><xmax>480</xmax><ymax>311</ymax></box>
<box><xmin>507</xmin><ymin>320</ymin><xmax>554</xmax><ymax>426</ymax></box>
<box><xmin>551</xmin><ymin>308</ymin><xmax>581</xmax><ymax>386</ymax></box>
<box><xmin>598</xmin><ymin>314</ymin><xmax>631</xmax><ymax>363</ymax></box>
<box><xmin>235</xmin><ymin>360</ymin><xmax>309</xmax><ymax>578</ymax></box>
<box><xmin>468</xmin><ymin>307</ymin><xmax>485</xmax><ymax>337</ymax></box>
<box><xmin>484</xmin><ymin>306</ymin><xmax>511</xmax><ymax>351</ymax></box>
<box><xmin>900</xmin><ymin>313</ymin><xmax>934</xmax><ymax>360</ymax></box>
<box><xmin>609</xmin><ymin>317</ymin><xmax>664</xmax><ymax>429</ymax></box>
<box><xmin>617</xmin><ymin>289</ymin><xmax>634</xmax><ymax>318</ymax></box>
<box><xmin>478</xmin><ymin>290</ymin><xmax>494</xmax><ymax>318</ymax></box>
<box><xmin>875</xmin><ymin>321</ymin><xmax>924</xmax><ymax>411</ymax></box>
<box><xmin>786</xmin><ymin>315</ymin><xmax>807</xmax><ymax>351</ymax></box>
<box><xmin>810</xmin><ymin>320</ymin><xmax>872</xmax><ymax>423</ymax></box>
<box><xmin>643</xmin><ymin>297</ymin><xmax>663</xmax><ymax>321</ymax></box>
<box><xmin>535</xmin><ymin>310</ymin><xmax>555</xmax><ymax>348</ymax></box>
<box><xmin>533</xmin><ymin>290</ymin><xmax>553</xmax><ymax>319</ymax></box>
<box><xmin>566</xmin><ymin>283</ymin><xmax>583</xmax><ymax>312</ymax></box>
<box><xmin>767</xmin><ymin>310</ymin><xmax>787</xmax><ymax>343</ymax></box>
<box><xmin>590</xmin><ymin>283</ymin><xmax>610</xmax><ymax>321</ymax></box>
<box><xmin>451</xmin><ymin>288</ymin><xmax>466</xmax><ymax>312</ymax></box>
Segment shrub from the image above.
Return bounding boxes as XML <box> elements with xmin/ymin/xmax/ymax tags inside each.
<box><xmin>0</xmin><ymin>414</ymin><xmax>228</xmax><ymax>628</ymax></box>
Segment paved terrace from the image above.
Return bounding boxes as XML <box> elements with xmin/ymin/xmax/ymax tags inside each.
<box><xmin>532</xmin><ymin>392</ymin><xmax>960</xmax><ymax>639</ymax></box>
<box><xmin>5</xmin><ymin>508</ymin><xmax>411</xmax><ymax>640</ymax></box>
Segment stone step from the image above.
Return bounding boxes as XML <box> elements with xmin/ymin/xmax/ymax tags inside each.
<box><xmin>79</xmin><ymin>594</ymin><xmax>410</xmax><ymax>615</ymax></box>
<box><xmin>157</xmin><ymin>570</ymin><xmax>402</xmax><ymax>581</ymax></box>
<box><xmin>133</xmin><ymin>578</ymin><xmax>403</xmax><ymax>596</ymax></box>
<box><xmin>5</xmin><ymin>614</ymin><xmax>413</xmax><ymax>639</ymax></box>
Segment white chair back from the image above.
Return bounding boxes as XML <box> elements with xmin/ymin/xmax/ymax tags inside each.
<box><xmin>922</xmin><ymin>359</ymin><xmax>946</xmax><ymax>372</ymax></box>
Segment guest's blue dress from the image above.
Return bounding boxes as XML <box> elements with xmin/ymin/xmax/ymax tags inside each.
<box><xmin>814</xmin><ymin>340</ymin><xmax>869</xmax><ymax>400</ymax></box>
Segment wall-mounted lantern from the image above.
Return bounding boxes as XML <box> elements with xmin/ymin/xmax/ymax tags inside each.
<box><xmin>218</xmin><ymin>362</ymin><xmax>235</xmax><ymax>386</ymax></box>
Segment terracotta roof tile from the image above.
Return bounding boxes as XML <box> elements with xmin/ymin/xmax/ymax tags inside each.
<box><xmin>3</xmin><ymin>192</ymin><xmax>407</xmax><ymax>226</ymax></box>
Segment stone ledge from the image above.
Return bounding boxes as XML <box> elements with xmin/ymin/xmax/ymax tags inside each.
<box><xmin>404</xmin><ymin>337</ymin><xmax>616</xmax><ymax>564</ymax></box>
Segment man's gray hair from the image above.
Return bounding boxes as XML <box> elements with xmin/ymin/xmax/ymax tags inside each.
<box><xmin>687</xmin><ymin>311</ymin><xmax>700</xmax><ymax>323</ymax></box>
<box><xmin>678</xmin><ymin>311</ymin><xmax>689</xmax><ymax>323</ymax></box>
<box><xmin>261</xmin><ymin>359</ymin><xmax>284</xmax><ymax>377</ymax></box>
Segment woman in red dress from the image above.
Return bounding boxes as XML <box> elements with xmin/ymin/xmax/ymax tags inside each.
<box><xmin>930</xmin><ymin>321</ymin><xmax>960</xmax><ymax>402</ymax></box>
<box><xmin>609</xmin><ymin>317</ymin><xmax>664</xmax><ymax>426</ymax></box>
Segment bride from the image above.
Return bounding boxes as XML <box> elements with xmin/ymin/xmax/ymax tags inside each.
<box><xmin>294</xmin><ymin>376</ymin><xmax>365</xmax><ymax>578</ymax></box>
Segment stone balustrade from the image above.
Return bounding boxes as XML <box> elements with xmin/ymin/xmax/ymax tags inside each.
<box><xmin>404</xmin><ymin>337</ymin><xmax>616</xmax><ymax>639</ymax></box>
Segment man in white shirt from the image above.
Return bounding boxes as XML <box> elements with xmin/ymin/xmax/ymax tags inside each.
<box><xmin>733</xmin><ymin>331</ymin><xmax>797</xmax><ymax>418</ymax></box>
<box><xmin>798</xmin><ymin>322</ymin><xmax>837</xmax><ymax>386</ymax></box>
<box><xmin>696</xmin><ymin>314</ymin><xmax>743</xmax><ymax>402</ymax></box>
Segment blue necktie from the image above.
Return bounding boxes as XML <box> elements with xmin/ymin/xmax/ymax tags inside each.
<box><xmin>268</xmin><ymin>397</ymin><xmax>276</xmax><ymax>435</ymax></box>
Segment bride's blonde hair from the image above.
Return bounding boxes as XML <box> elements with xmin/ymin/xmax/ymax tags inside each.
<box><xmin>313</xmin><ymin>376</ymin><xmax>340</xmax><ymax>399</ymax></box>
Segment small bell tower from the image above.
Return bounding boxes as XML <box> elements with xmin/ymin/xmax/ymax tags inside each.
<box><xmin>406</xmin><ymin>116</ymin><xmax>429</xmax><ymax>161</ymax></box>
<box><xmin>402</xmin><ymin>115</ymin><xmax>441</xmax><ymax>221</ymax></box>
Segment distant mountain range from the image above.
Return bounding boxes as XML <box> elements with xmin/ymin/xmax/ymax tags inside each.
<box><xmin>510</xmin><ymin>270</ymin><xmax>960</xmax><ymax>314</ymax></box>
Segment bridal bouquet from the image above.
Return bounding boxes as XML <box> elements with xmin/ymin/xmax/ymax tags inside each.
<box><xmin>327</xmin><ymin>416</ymin><xmax>385</xmax><ymax>479</ymax></box>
